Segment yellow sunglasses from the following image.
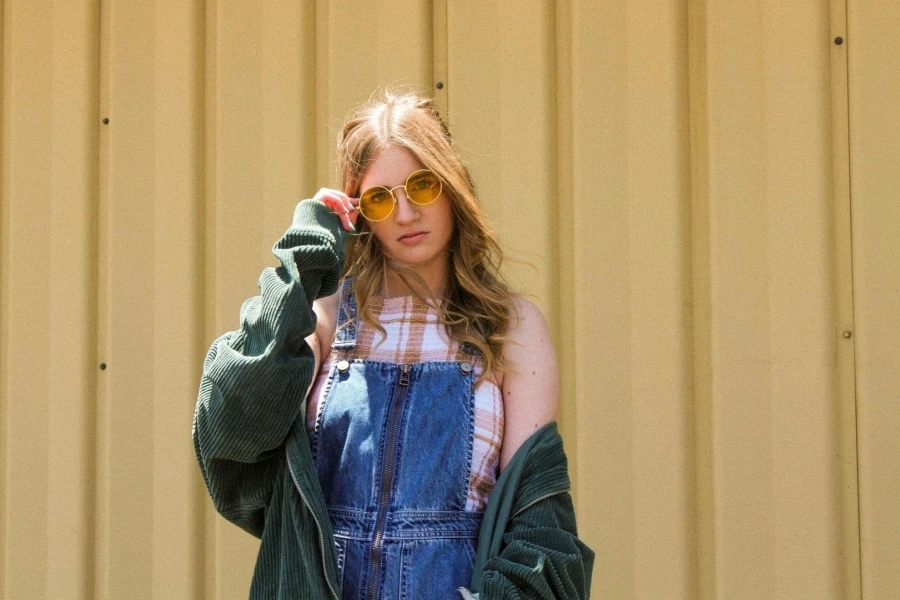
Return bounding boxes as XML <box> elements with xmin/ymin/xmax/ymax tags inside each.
<box><xmin>357</xmin><ymin>169</ymin><xmax>443</xmax><ymax>222</ymax></box>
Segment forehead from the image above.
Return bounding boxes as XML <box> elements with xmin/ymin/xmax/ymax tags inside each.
<box><xmin>360</xmin><ymin>145</ymin><xmax>425</xmax><ymax>187</ymax></box>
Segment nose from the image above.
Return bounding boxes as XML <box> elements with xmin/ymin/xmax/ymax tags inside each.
<box><xmin>392</xmin><ymin>188</ymin><xmax>420</xmax><ymax>225</ymax></box>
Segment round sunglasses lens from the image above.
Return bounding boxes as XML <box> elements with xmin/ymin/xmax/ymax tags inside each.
<box><xmin>359</xmin><ymin>188</ymin><xmax>394</xmax><ymax>221</ymax></box>
<box><xmin>406</xmin><ymin>170</ymin><xmax>441</xmax><ymax>205</ymax></box>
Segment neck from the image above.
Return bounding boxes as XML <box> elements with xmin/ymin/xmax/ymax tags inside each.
<box><xmin>382</xmin><ymin>253</ymin><xmax>450</xmax><ymax>299</ymax></box>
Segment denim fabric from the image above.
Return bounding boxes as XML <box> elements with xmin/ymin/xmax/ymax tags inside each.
<box><xmin>309</xmin><ymin>291</ymin><xmax>482</xmax><ymax>600</ymax></box>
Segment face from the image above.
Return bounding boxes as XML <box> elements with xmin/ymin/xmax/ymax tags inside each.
<box><xmin>357</xmin><ymin>144</ymin><xmax>455</xmax><ymax>278</ymax></box>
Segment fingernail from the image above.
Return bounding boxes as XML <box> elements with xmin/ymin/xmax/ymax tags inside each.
<box><xmin>349</xmin><ymin>222</ymin><xmax>356</xmax><ymax>232</ymax></box>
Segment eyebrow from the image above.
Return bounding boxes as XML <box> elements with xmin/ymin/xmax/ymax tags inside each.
<box><xmin>362</xmin><ymin>173</ymin><xmax>418</xmax><ymax>189</ymax></box>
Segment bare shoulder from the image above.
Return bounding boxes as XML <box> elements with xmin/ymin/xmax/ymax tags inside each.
<box><xmin>503</xmin><ymin>296</ymin><xmax>556</xmax><ymax>375</ymax></box>
<box><xmin>508</xmin><ymin>296</ymin><xmax>551</xmax><ymax>342</ymax></box>
<box><xmin>498</xmin><ymin>296</ymin><xmax>559</xmax><ymax>472</ymax></box>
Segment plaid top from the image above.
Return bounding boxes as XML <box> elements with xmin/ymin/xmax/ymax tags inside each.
<box><xmin>306</xmin><ymin>294</ymin><xmax>505</xmax><ymax>512</ymax></box>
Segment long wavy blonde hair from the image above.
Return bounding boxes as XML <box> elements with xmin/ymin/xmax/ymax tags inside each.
<box><xmin>338</xmin><ymin>89</ymin><xmax>515</xmax><ymax>382</ymax></box>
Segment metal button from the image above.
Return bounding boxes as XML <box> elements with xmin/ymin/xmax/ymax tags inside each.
<box><xmin>460</xmin><ymin>362</ymin><xmax>473</xmax><ymax>375</ymax></box>
<box><xmin>337</xmin><ymin>359</ymin><xmax>350</xmax><ymax>373</ymax></box>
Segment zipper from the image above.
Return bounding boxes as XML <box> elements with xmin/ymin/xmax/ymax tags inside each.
<box><xmin>367</xmin><ymin>363</ymin><xmax>411</xmax><ymax>600</ymax></box>
<box><xmin>287</xmin><ymin>449</ymin><xmax>341</xmax><ymax>600</ymax></box>
<box><xmin>511</xmin><ymin>487</ymin><xmax>571</xmax><ymax>519</ymax></box>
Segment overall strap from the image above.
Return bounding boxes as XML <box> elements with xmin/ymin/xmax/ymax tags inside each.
<box><xmin>332</xmin><ymin>277</ymin><xmax>359</xmax><ymax>349</ymax></box>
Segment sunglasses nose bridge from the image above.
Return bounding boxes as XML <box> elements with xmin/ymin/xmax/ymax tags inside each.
<box><xmin>388</xmin><ymin>183</ymin><xmax>408</xmax><ymax>202</ymax></box>
<box><xmin>392</xmin><ymin>185</ymin><xmax>421</xmax><ymax>223</ymax></box>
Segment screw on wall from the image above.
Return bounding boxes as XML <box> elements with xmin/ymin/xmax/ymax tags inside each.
<box><xmin>834</xmin><ymin>37</ymin><xmax>844</xmax><ymax>45</ymax></box>
<box><xmin>103</xmin><ymin>118</ymin><xmax>109</xmax><ymax>124</ymax></box>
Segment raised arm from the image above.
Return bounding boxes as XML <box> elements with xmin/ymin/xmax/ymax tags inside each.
<box><xmin>191</xmin><ymin>199</ymin><xmax>348</xmax><ymax>536</ymax></box>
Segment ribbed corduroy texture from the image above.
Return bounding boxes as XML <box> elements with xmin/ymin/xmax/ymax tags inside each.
<box><xmin>464</xmin><ymin>422</ymin><xmax>595</xmax><ymax>600</ymax></box>
<box><xmin>192</xmin><ymin>199</ymin><xmax>594</xmax><ymax>599</ymax></box>
<box><xmin>192</xmin><ymin>199</ymin><xmax>348</xmax><ymax>599</ymax></box>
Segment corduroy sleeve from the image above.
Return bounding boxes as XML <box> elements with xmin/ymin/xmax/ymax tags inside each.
<box><xmin>192</xmin><ymin>199</ymin><xmax>348</xmax><ymax>538</ymax></box>
<box><xmin>461</xmin><ymin>423</ymin><xmax>595</xmax><ymax>600</ymax></box>
<box><xmin>476</xmin><ymin>491</ymin><xmax>595</xmax><ymax>599</ymax></box>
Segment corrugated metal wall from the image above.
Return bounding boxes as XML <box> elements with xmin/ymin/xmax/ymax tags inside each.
<box><xmin>0</xmin><ymin>1</ymin><xmax>896</xmax><ymax>598</ymax></box>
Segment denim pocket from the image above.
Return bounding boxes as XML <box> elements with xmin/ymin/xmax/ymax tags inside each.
<box><xmin>399</xmin><ymin>538</ymin><xmax>476</xmax><ymax>600</ymax></box>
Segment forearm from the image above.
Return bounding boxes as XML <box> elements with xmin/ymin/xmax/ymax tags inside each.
<box><xmin>475</xmin><ymin>492</ymin><xmax>595</xmax><ymax>600</ymax></box>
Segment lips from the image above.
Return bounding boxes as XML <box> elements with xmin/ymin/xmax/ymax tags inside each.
<box><xmin>398</xmin><ymin>230</ymin><xmax>428</xmax><ymax>242</ymax></box>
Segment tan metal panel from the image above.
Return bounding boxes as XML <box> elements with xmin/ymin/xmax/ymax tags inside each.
<box><xmin>566</xmin><ymin>0</ymin><xmax>857</xmax><ymax>598</ymax></box>
<box><xmin>207</xmin><ymin>2</ymin><xmax>325</xmax><ymax>597</ymax></box>
<box><xmin>697</xmin><ymin>0</ymin><xmax>854</xmax><ymax>598</ymax></box>
<box><xmin>149</xmin><ymin>1</ymin><xmax>206</xmax><ymax>599</ymax></box>
<box><xmin>847</xmin><ymin>0</ymin><xmax>900</xmax><ymax>596</ymax></box>
<box><xmin>315</xmin><ymin>0</ymin><xmax>434</xmax><ymax>188</ymax></box>
<box><xmin>1</xmin><ymin>1</ymin><xmax>99</xmax><ymax>598</ymax></box>
<box><xmin>102</xmin><ymin>0</ymin><xmax>163</xmax><ymax>596</ymax></box>
<box><xmin>98</xmin><ymin>0</ymin><xmax>205</xmax><ymax>598</ymax></box>
<box><xmin>567</xmin><ymin>1</ymin><xmax>686</xmax><ymax>596</ymax></box>
<box><xmin>447</xmin><ymin>1</ymin><xmax>557</xmax><ymax>314</ymax></box>
<box><xmin>2</xmin><ymin>6</ymin><xmax>53</xmax><ymax>596</ymax></box>
<box><xmin>619</xmin><ymin>1</ymin><xmax>694</xmax><ymax>597</ymax></box>
<box><xmin>552</xmin><ymin>0</ymin><xmax>580</xmax><ymax>512</ymax></box>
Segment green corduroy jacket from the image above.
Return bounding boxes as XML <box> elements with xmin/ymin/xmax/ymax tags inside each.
<box><xmin>192</xmin><ymin>199</ymin><xmax>595</xmax><ymax>599</ymax></box>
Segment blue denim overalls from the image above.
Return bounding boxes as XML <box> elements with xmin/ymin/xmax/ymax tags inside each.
<box><xmin>307</xmin><ymin>284</ymin><xmax>490</xmax><ymax>600</ymax></box>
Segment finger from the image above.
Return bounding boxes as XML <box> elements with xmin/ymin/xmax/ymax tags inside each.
<box><xmin>325</xmin><ymin>195</ymin><xmax>348</xmax><ymax>217</ymax></box>
<box><xmin>334</xmin><ymin>199</ymin><xmax>354</xmax><ymax>232</ymax></box>
<box><xmin>315</xmin><ymin>190</ymin><xmax>355</xmax><ymax>231</ymax></box>
<box><xmin>344</xmin><ymin>196</ymin><xmax>360</xmax><ymax>228</ymax></box>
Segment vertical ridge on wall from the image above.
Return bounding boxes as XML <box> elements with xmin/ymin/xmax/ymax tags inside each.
<box><xmin>201</xmin><ymin>0</ymin><xmax>218</xmax><ymax>594</ymax></box>
<box><xmin>95</xmin><ymin>0</ymin><xmax>111</xmax><ymax>595</ymax></box>
<box><xmin>847</xmin><ymin>0</ymin><xmax>900</xmax><ymax>596</ymax></box>
<box><xmin>314</xmin><ymin>0</ymin><xmax>329</xmax><ymax>187</ymax></box>
<box><xmin>624</xmin><ymin>0</ymin><xmax>694</xmax><ymax>595</ymax></box>
<box><xmin>705</xmin><ymin>1</ymin><xmax>849</xmax><ymax>598</ymax></box>
<box><xmin>432</xmin><ymin>0</ymin><xmax>448</xmax><ymax>118</ymax></box>
<box><xmin>707</xmin><ymin>2</ymin><xmax>774</xmax><ymax>596</ymax></box>
<box><xmin>48</xmin><ymin>2</ymin><xmax>101</xmax><ymax>597</ymax></box>
<box><xmin>0</xmin><ymin>0</ymin><xmax>9</xmax><ymax>593</ymax></box>
<box><xmin>687</xmin><ymin>0</ymin><xmax>715</xmax><ymax>598</ymax></box>
<box><xmin>569</xmin><ymin>1</ymin><xmax>633</xmax><ymax>595</ymax></box>
<box><xmin>826</xmin><ymin>0</ymin><xmax>861</xmax><ymax>597</ymax></box>
<box><xmin>104</xmin><ymin>0</ymin><xmax>157</xmax><ymax>594</ymax></box>
<box><xmin>553</xmin><ymin>0</ymin><xmax>579</xmax><ymax>508</ymax></box>
<box><xmin>207</xmin><ymin>2</ymin><xmax>327</xmax><ymax>596</ymax></box>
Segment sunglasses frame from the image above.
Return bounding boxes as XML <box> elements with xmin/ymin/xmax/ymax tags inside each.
<box><xmin>357</xmin><ymin>169</ymin><xmax>443</xmax><ymax>222</ymax></box>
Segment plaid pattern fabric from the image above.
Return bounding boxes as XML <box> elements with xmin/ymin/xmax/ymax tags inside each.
<box><xmin>306</xmin><ymin>295</ymin><xmax>504</xmax><ymax>512</ymax></box>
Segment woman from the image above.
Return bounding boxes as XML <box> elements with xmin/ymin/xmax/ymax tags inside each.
<box><xmin>193</xmin><ymin>90</ymin><xmax>593</xmax><ymax>600</ymax></box>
